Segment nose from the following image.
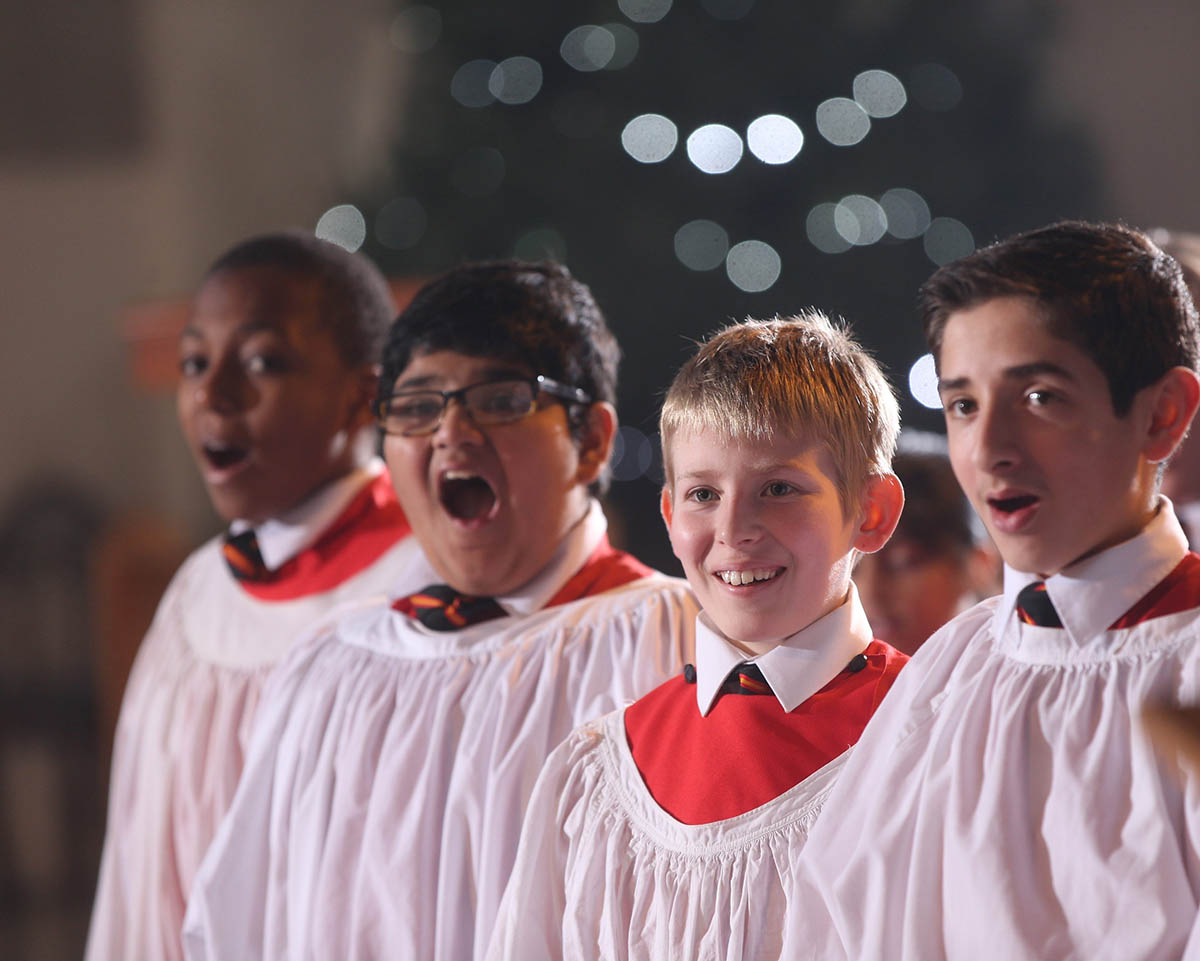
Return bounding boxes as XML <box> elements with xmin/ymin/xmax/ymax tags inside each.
<box><xmin>973</xmin><ymin>401</ymin><xmax>1020</xmax><ymax>473</ymax></box>
<box><xmin>432</xmin><ymin>395</ymin><xmax>485</xmax><ymax>447</ymax></box>
<box><xmin>193</xmin><ymin>357</ymin><xmax>247</xmax><ymax>414</ymax></box>
<box><xmin>717</xmin><ymin>493</ymin><xmax>763</xmax><ymax>547</ymax></box>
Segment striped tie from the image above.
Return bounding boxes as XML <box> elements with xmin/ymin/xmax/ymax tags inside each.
<box><xmin>719</xmin><ymin>662</ymin><xmax>773</xmax><ymax>696</ymax></box>
<box><xmin>222</xmin><ymin>529</ymin><xmax>269</xmax><ymax>582</ymax></box>
<box><xmin>393</xmin><ymin>584</ymin><xmax>507</xmax><ymax>631</ymax></box>
<box><xmin>1016</xmin><ymin>580</ymin><xmax>1063</xmax><ymax>628</ymax></box>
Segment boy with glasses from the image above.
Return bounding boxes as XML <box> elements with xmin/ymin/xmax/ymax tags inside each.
<box><xmin>183</xmin><ymin>260</ymin><xmax>698</xmax><ymax>961</ymax></box>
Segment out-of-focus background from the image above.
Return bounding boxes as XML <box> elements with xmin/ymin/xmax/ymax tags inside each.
<box><xmin>1</xmin><ymin>0</ymin><xmax>1197</xmax><ymax>956</ymax></box>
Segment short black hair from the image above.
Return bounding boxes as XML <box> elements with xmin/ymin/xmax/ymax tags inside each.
<box><xmin>920</xmin><ymin>220</ymin><xmax>1200</xmax><ymax>416</ymax></box>
<box><xmin>378</xmin><ymin>260</ymin><xmax>620</xmax><ymax>495</ymax></box>
<box><xmin>204</xmin><ymin>230</ymin><xmax>394</xmax><ymax>367</ymax></box>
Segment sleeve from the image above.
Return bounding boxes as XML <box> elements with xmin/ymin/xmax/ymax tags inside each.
<box><xmin>484</xmin><ymin>728</ymin><xmax>595</xmax><ymax>961</ymax></box>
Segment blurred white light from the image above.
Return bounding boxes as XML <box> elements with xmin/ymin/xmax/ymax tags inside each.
<box><xmin>880</xmin><ymin>188</ymin><xmax>931</xmax><ymax>240</ymax></box>
<box><xmin>621</xmin><ymin>114</ymin><xmax>678</xmax><ymax>163</ymax></box>
<box><xmin>489</xmin><ymin>56</ymin><xmax>543</xmax><ymax>104</ymax></box>
<box><xmin>375</xmin><ymin>197</ymin><xmax>427</xmax><ymax>250</ymax></box>
<box><xmin>815</xmin><ymin>97</ymin><xmax>871</xmax><ymax>146</ymax></box>
<box><xmin>686</xmin><ymin>124</ymin><xmax>743</xmax><ymax>174</ymax></box>
<box><xmin>834</xmin><ymin>194</ymin><xmax>888</xmax><ymax>246</ymax></box>
<box><xmin>701</xmin><ymin>0</ymin><xmax>756</xmax><ymax>20</ymax></box>
<box><xmin>451</xmin><ymin>59</ymin><xmax>497</xmax><ymax>108</ymax></box>
<box><xmin>611</xmin><ymin>426</ymin><xmax>654</xmax><ymax>481</ymax></box>
<box><xmin>910</xmin><ymin>63</ymin><xmax>963</xmax><ymax>111</ymax></box>
<box><xmin>603</xmin><ymin>22</ymin><xmax>640</xmax><ymax>70</ymax></box>
<box><xmin>924</xmin><ymin>217</ymin><xmax>975</xmax><ymax>265</ymax></box>
<box><xmin>746</xmin><ymin>114</ymin><xmax>804</xmax><ymax>164</ymax></box>
<box><xmin>674</xmin><ymin>219</ymin><xmax>730</xmax><ymax>271</ymax></box>
<box><xmin>619</xmin><ymin>0</ymin><xmax>672</xmax><ymax>24</ymax></box>
<box><xmin>726</xmin><ymin>240</ymin><xmax>781</xmax><ymax>292</ymax></box>
<box><xmin>853</xmin><ymin>69</ymin><xmax>907</xmax><ymax>118</ymax></box>
<box><xmin>561</xmin><ymin>25</ymin><xmax>616</xmax><ymax>72</ymax></box>
<box><xmin>806</xmin><ymin>203</ymin><xmax>852</xmax><ymax>254</ymax></box>
<box><xmin>389</xmin><ymin>6</ymin><xmax>442</xmax><ymax>54</ymax></box>
<box><xmin>315</xmin><ymin>205</ymin><xmax>366</xmax><ymax>252</ymax></box>
<box><xmin>909</xmin><ymin>353</ymin><xmax>942</xmax><ymax>409</ymax></box>
<box><xmin>451</xmin><ymin>146</ymin><xmax>506</xmax><ymax>197</ymax></box>
<box><xmin>514</xmin><ymin>227</ymin><xmax>567</xmax><ymax>262</ymax></box>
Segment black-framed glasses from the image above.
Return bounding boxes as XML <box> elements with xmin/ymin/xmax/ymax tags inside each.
<box><xmin>377</xmin><ymin>375</ymin><xmax>592</xmax><ymax>436</ymax></box>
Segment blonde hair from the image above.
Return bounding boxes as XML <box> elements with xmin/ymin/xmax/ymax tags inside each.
<box><xmin>660</xmin><ymin>313</ymin><xmax>900</xmax><ymax>508</ymax></box>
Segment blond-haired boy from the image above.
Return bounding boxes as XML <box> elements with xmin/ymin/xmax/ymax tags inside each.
<box><xmin>488</xmin><ymin>313</ymin><xmax>907</xmax><ymax>960</ymax></box>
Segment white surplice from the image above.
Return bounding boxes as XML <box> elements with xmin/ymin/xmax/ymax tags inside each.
<box><xmin>789</xmin><ymin>500</ymin><xmax>1200</xmax><ymax>961</ymax></box>
<box><xmin>182</xmin><ymin>505</ymin><xmax>698</xmax><ymax>961</ymax></box>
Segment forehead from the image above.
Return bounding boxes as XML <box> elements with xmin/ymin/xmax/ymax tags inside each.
<box><xmin>395</xmin><ymin>348</ymin><xmax>533</xmax><ymax>387</ymax></box>
<box><xmin>668</xmin><ymin>424</ymin><xmax>836</xmax><ymax>479</ymax></box>
<box><xmin>188</xmin><ymin>265</ymin><xmax>329</xmax><ymax>341</ymax></box>
<box><xmin>938</xmin><ymin>296</ymin><xmax>1102</xmax><ymax>385</ymax></box>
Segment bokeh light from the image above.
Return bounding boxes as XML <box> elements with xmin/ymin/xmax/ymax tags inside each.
<box><xmin>746</xmin><ymin>114</ymin><xmax>804</xmax><ymax>164</ymax></box>
<box><xmin>618</xmin><ymin>0</ymin><xmax>672</xmax><ymax>24</ymax></box>
<box><xmin>834</xmin><ymin>194</ymin><xmax>888</xmax><ymax>246</ymax></box>
<box><xmin>611</xmin><ymin>426</ymin><xmax>654</xmax><ymax>481</ymax></box>
<box><xmin>388</xmin><ymin>6</ymin><xmax>442</xmax><ymax>54</ymax></box>
<box><xmin>909</xmin><ymin>63</ymin><xmax>963</xmax><ymax>111</ymax></box>
<box><xmin>908</xmin><ymin>354</ymin><xmax>942</xmax><ymax>409</ymax></box>
<box><xmin>621</xmin><ymin>114</ymin><xmax>678</xmax><ymax>163</ymax></box>
<box><xmin>450</xmin><ymin>59</ymin><xmax>497</xmax><ymax>108</ymax></box>
<box><xmin>315</xmin><ymin>205</ymin><xmax>367</xmax><ymax>252</ymax></box>
<box><xmin>686</xmin><ymin>124</ymin><xmax>743</xmax><ymax>174</ymax></box>
<box><xmin>451</xmin><ymin>146</ymin><xmax>506</xmax><ymax>196</ymax></box>
<box><xmin>514</xmin><ymin>227</ymin><xmax>567</xmax><ymax>262</ymax></box>
<box><xmin>375</xmin><ymin>197</ymin><xmax>427</xmax><ymax>251</ymax></box>
<box><xmin>674</xmin><ymin>219</ymin><xmax>730</xmax><ymax>271</ymax></box>
<box><xmin>923</xmin><ymin>217</ymin><xmax>975</xmax><ymax>265</ymax></box>
<box><xmin>880</xmin><ymin>188</ymin><xmax>931</xmax><ymax>240</ymax></box>
<box><xmin>806</xmin><ymin>203</ymin><xmax>852</xmax><ymax>254</ymax></box>
<box><xmin>852</xmin><ymin>69</ymin><xmax>907</xmax><ymax>118</ymax></box>
<box><xmin>815</xmin><ymin>97</ymin><xmax>871</xmax><ymax>146</ymax></box>
<box><xmin>604</xmin><ymin>23</ymin><xmax>640</xmax><ymax>70</ymax></box>
<box><xmin>726</xmin><ymin>240</ymin><xmax>781</xmax><ymax>292</ymax></box>
<box><xmin>489</xmin><ymin>57</ymin><xmax>543</xmax><ymax>105</ymax></box>
<box><xmin>561</xmin><ymin>25</ymin><xmax>616</xmax><ymax>72</ymax></box>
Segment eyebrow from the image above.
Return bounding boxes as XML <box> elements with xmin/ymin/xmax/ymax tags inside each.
<box><xmin>938</xmin><ymin>361</ymin><xmax>1076</xmax><ymax>393</ymax></box>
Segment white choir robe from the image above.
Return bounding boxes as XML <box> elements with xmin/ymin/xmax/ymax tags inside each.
<box><xmin>86</xmin><ymin>466</ymin><xmax>421</xmax><ymax>961</ymax></box>
<box><xmin>788</xmin><ymin>501</ymin><xmax>1200</xmax><ymax>961</ymax></box>
<box><xmin>182</xmin><ymin>564</ymin><xmax>698</xmax><ymax>960</ymax></box>
<box><xmin>487</xmin><ymin>710</ymin><xmax>844</xmax><ymax>961</ymax></box>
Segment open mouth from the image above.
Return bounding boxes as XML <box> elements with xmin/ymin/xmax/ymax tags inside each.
<box><xmin>988</xmin><ymin>493</ymin><xmax>1038</xmax><ymax>514</ymax></box>
<box><xmin>202</xmin><ymin>443</ymin><xmax>248</xmax><ymax>471</ymax></box>
<box><xmin>717</xmin><ymin>568</ymin><xmax>781</xmax><ymax>586</ymax></box>
<box><xmin>439</xmin><ymin>470</ymin><xmax>498</xmax><ymax>522</ymax></box>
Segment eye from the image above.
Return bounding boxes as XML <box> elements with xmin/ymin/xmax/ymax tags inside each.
<box><xmin>764</xmin><ymin>481</ymin><xmax>796</xmax><ymax>497</ymax></box>
<box><xmin>943</xmin><ymin>396</ymin><xmax>976</xmax><ymax>418</ymax></box>
<box><xmin>244</xmin><ymin>352</ymin><xmax>289</xmax><ymax>375</ymax></box>
<box><xmin>388</xmin><ymin>394</ymin><xmax>443</xmax><ymax>420</ymax></box>
<box><xmin>1026</xmin><ymin>389</ymin><xmax>1056</xmax><ymax>407</ymax></box>
<box><xmin>686</xmin><ymin>487</ymin><xmax>717</xmax><ymax>503</ymax></box>
<box><xmin>179</xmin><ymin>353</ymin><xmax>207</xmax><ymax>378</ymax></box>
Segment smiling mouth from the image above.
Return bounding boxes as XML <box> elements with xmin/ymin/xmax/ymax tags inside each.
<box><xmin>440</xmin><ymin>470</ymin><xmax>498</xmax><ymax>522</ymax></box>
<box><xmin>202</xmin><ymin>443</ymin><xmax>248</xmax><ymax>471</ymax></box>
<box><xmin>988</xmin><ymin>494</ymin><xmax>1039</xmax><ymax>514</ymax></box>
<box><xmin>717</xmin><ymin>568</ymin><xmax>781</xmax><ymax>586</ymax></box>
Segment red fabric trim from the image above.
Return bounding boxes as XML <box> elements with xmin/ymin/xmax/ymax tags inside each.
<box><xmin>1108</xmin><ymin>553</ymin><xmax>1200</xmax><ymax>629</ymax></box>
<box><xmin>542</xmin><ymin>535</ymin><xmax>654</xmax><ymax>608</ymax></box>
<box><xmin>237</xmin><ymin>473</ymin><xmax>411</xmax><ymax>602</ymax></box>
<box><xmin>624</xmin><ymin>639</ymin><xmax>908</xmax><ymax>824</ymax></box>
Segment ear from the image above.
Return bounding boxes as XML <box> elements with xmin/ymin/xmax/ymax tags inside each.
<box><xmin>1144</xmin><ymin>366</ymin><xmax>1200</xmax><ymax>463</ymax></box>
<box><xmin>660</xmin><ymin>485</ymin><xmax>674</xmax><ymax>531</ymax></box>
<box><xmin>344</xmin><ymin>363</ymin><xmax>382</xmax><ymax>432</ymax></box>
<box><xmin>573</xmin><ymin>402</ymin><xmax>618</xmax><ymax>486</ymax></box>
<box><xmin>850</xmin><ymin>473</ymin><xmax>905</xmax><ymax>555</ymax></box>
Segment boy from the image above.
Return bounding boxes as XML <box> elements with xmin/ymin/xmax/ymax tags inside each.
<box><xmin>790</xmin><ymin>221</ymin><xmax>1200</xmax><ymax>959</ymax></box>
<box><xmin>86</xmin><ymin>232</ymin><xmax>418</xmax><ymax>961</ymax></box>
<box><xmin>488</xmin><ymin>313</ymin><xmax>908</xmax><ymax>960</ymax></box>
<box><xmin>855</xmin><ymin>435</ymin><xmax>1000</xmax><ymax>655</ymax></box>
<box><xmin>182</xmin><ymin>261</ymin><xmax>698</xmax><ymax>961</ymax></box>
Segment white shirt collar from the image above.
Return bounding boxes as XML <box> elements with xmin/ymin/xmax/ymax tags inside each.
<box><xmin>493</xmin><ymin>499</ymin><xmax>607</xmax><ymax>616</ymax></box>
<box><xmin>229</xmin><ymin>460</ymin><xmax>385</xmax><ymax>572</ymax></box>
<box><xmin>693</xmin><ymin>581</ymin><xmax>874</xmax><ymax>716</ymax></box>
<box><xmin>992</xmin><ymin>495</ymin><xmax>1189</xmax><ymax>646</ymax></box>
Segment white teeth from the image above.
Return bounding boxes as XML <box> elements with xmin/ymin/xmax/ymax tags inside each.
<box><xmin>444</xmin><ymin>469</ymin><xmax>479</xmax><ymax>481</ymax></box>
<box><xmin>718</xmin><ymin>569</ymin><xmax>778</xmax><ymax>586</ymax></box>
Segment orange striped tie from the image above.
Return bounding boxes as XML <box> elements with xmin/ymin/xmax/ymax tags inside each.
<box><xmin>393</xmin><ymin>584</ymin><xmax>507</xmax><ymax>631</ymax></box>
<box><xmin>719</xmin><ymin>662</ymin><xmax>773</xmax><ymax>696</ymax></box>
<box><xmin>1016</xmin><ymin>581</ymin><xmax>1063</xmax><ymax>628</ymax></box>
<box><xmin>222</xmin><ymin>529</ymin><xmax>269</xmax><ymax>582</ymax></box>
